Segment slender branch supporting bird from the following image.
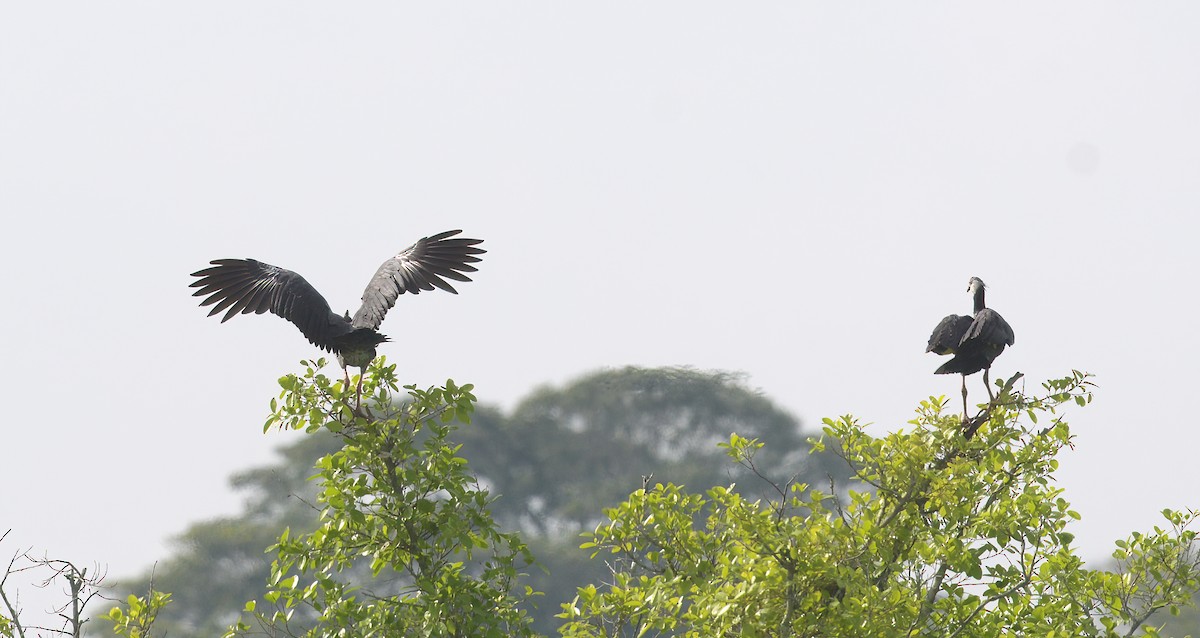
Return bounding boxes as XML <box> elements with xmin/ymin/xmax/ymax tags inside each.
<box><xmin>961</xmin><ymin>371</ymin><xmax>1023</xmax><ymax>439</ymax></box>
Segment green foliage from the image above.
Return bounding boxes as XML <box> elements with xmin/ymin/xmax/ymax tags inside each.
<box><xmin>559</xmin><ymin>372</ymin><xmax>1200</xmax><ymax>637</ymax></box>
<box><xmin>103</xmin><ymin>590</ymin><xmax>172</xmax><ymax>637</ymax></box>
<box><xmin>226</xmin><ymin>358</ymin><xmax>537</xmax><ymax>637</ymax></box>
<box><xmin>1096</xmin><ymin>510</ymin><xmax>1200</xmax><ymax>636</ymax></box>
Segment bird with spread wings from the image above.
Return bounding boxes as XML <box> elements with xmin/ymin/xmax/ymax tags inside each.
<box><xmin>189</xmin><ymin>229</ymin><xmax>484</xmax><ymax>403</ymax></box>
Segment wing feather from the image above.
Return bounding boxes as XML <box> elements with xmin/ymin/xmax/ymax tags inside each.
<box><xmin>964</xmin><ymin>309</ymin><xmax>1015</xmax><ymax>347</ymax></box>
<box><xmin>189</xmin><ymin>258</ymin><xmax>350</xmax><ymax>351</ymax></box>
<box><xmin>351</xmin><ymin>230</ymin><xmax>486</xmax><ymax>329</ymax></box>
<box><xmin>926</xmin><ymin>314</ymin><xmax>973</xmax><ymax>355</ymax></box>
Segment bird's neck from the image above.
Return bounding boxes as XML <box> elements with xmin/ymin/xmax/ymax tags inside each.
<box><xmin>972</xmin><ymin>286</ymin><xmax>986</xmax><ymax>313</ymax></box>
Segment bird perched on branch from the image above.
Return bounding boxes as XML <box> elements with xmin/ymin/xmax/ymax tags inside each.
<box><xmin>927</xmin><ymin>277</ymin><xmax>1015</xmax><ymax>418</ymax></box>
<box><xmin>189</xmin><ymin>229</ymin><xmax>484</xmax><ymax>401</ymax></box>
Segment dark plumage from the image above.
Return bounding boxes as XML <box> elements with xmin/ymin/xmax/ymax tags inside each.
<box><xmin>190</xmin><ymin>229</ymin><xmax>484</xmax><ymax>396</ymax></box>
<box><xmin>927</xmin><ymin>277</ymin><xmax>1015</xmax><ymax>417</ymax></box>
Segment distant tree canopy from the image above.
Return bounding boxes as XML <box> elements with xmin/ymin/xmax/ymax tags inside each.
<box><xmin>114</xmin><ymin>365</ymin><xmax>838</xmax><ymax>637</ymax></box>
<box><xmin>458</xmin><ymin>367</ymin><xmax>843</xmax><ymax>538</ymax></box>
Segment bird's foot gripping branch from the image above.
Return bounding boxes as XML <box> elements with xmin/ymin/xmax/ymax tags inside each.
<box><xmin>264</xmin><ymin>356</ymin><xmax>473</xmax><ymax>432</ymax></box>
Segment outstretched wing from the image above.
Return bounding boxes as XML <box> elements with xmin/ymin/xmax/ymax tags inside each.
<box><xmin>351</xmin><ymin>230</ymin><xmax>485</xmax><ymax>330</ymax></box>
<box><xmin>189</xmin><ymin>258</ymin><xmax>350</xmax><ymax>352</ymax></box>
<box><xmin>926</xmin><ymin>314</ymin><xmax>974</xmax><ymax>355</ymax></box>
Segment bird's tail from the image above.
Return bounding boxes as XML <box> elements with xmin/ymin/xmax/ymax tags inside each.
<box><xmin>345</xmin><ymin>327</ymin><xmax>390</xmax><ymax>348</ymax></box>
<box><xmin>935</xmin><ymin>358</ymin><xmax>976</xmax><ymax>375</ymax></box>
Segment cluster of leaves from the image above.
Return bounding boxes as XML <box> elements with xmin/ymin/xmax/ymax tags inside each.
<box><xmin>102</xmin><ymin>589</ymin><xmax>171</xmax><ymax>637</ymax></box>
<box><xmin>221</xmin><ymin>358</ymin><xmax>537</xmax><ymax>637</ymax></box>
<box><xmin>559</xmin><ymin>372</ymin><xmax>1200</xmax><ymax>637</ymax></box>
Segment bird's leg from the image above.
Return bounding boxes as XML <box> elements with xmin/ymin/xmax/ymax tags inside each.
<box><xmin>960</xmin><ymin>374</ymin><xmax>969</xmax><ymax>421</ymax></box>
<box><xmin>342</xmin><ymin>364</ymin><xmax>364</xmax><ymax>415</ymax></box>
<box><xmin>983</xmin><ymin>368</ymin><xmax>995</xmax><ymax>403</ymax></box>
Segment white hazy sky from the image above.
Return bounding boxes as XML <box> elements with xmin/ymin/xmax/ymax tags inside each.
<box><xmin>2</xmin><ymin>1</ymin><xmax>1198</xmax><ymax>624</ymax></box>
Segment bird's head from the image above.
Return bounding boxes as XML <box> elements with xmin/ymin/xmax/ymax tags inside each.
<box><xmin>968</xmin><ymin>277</ymin><xmax>986</xmax><ymax>293</ymax></box>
